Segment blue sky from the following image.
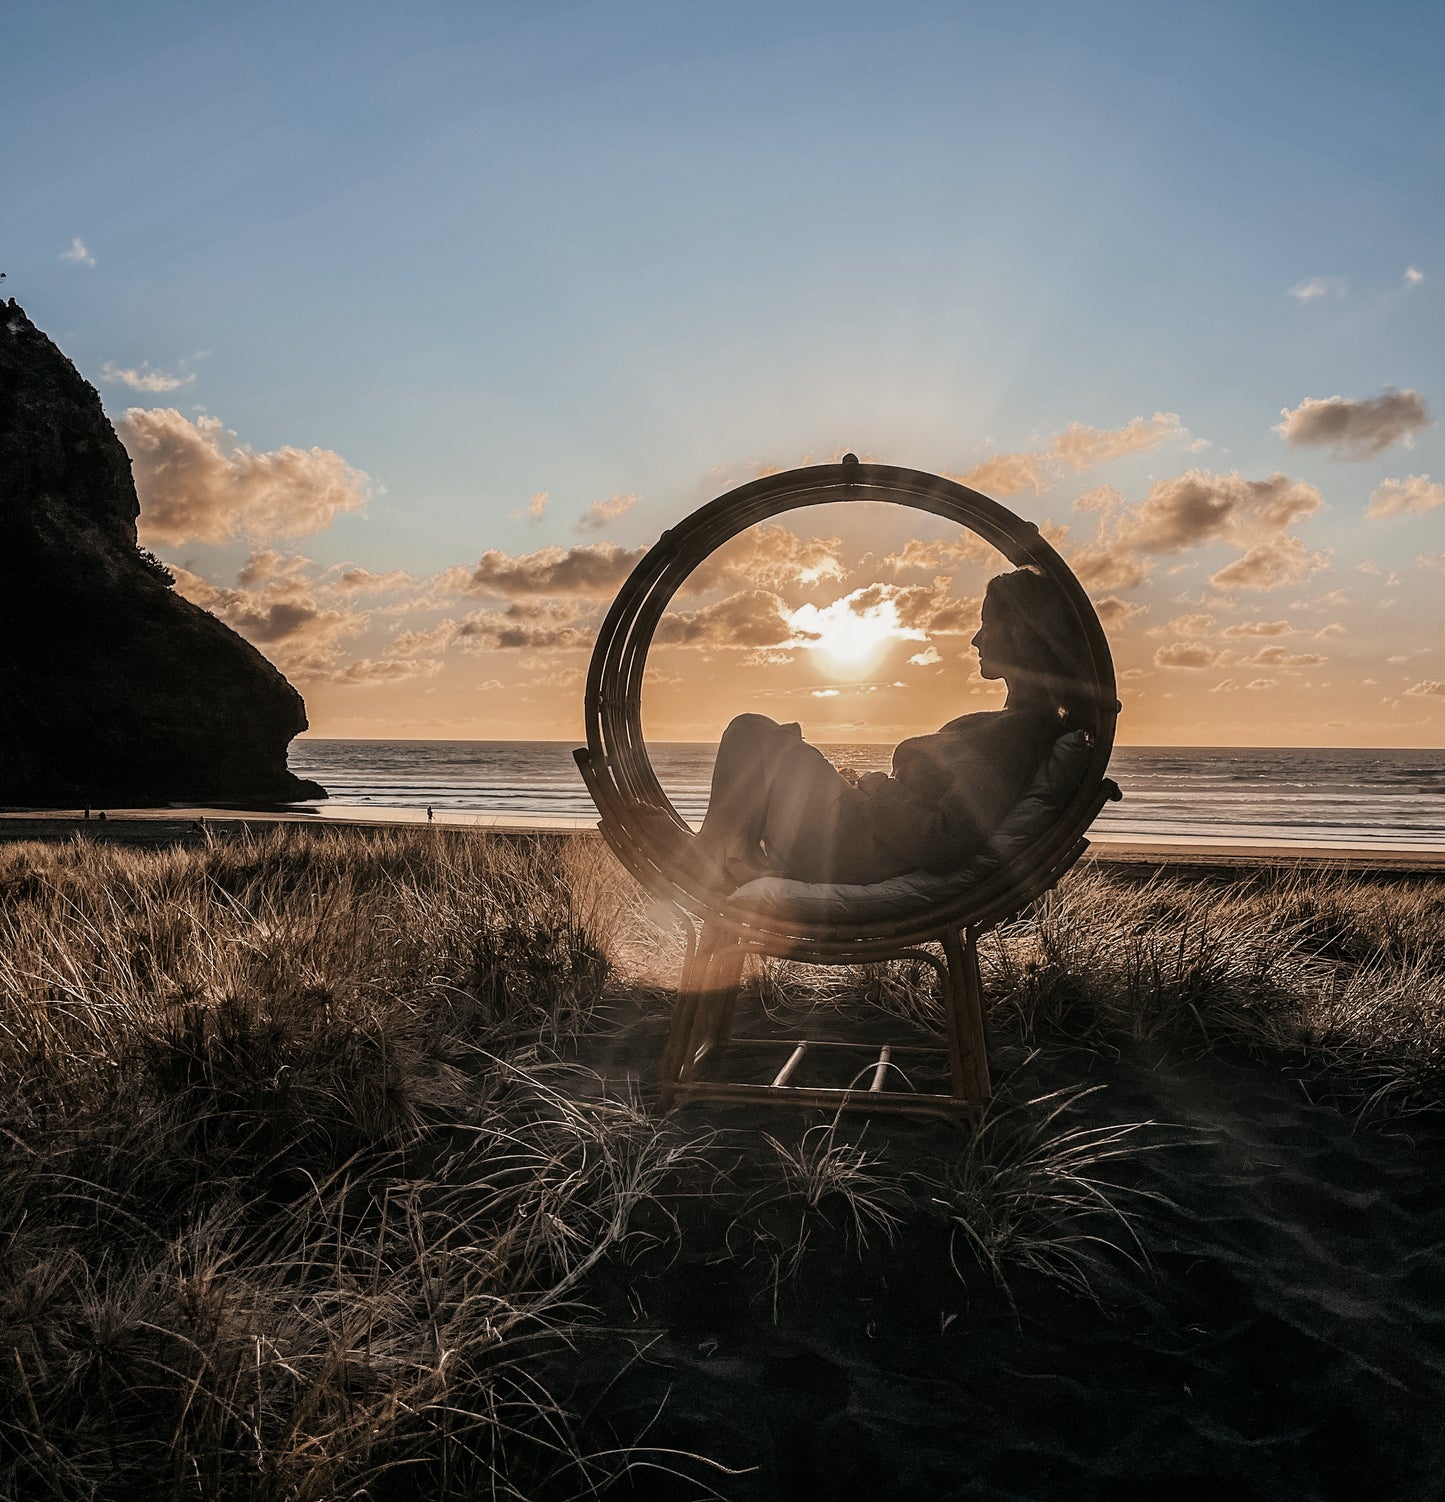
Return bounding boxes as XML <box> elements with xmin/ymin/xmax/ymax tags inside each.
<box><xmin>8</xmin><ymin>0</ymin><xmax>1445</xmax><ymax>743</ymax></box>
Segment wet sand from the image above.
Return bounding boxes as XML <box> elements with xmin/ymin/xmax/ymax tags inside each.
<box><xmin>3</xmin><ymin>806</ymin><xmax>1442</xmax><ymax>877</ymax></box>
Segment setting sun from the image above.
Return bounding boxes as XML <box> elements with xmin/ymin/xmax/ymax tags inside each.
<box><xmin>786</xmin><ymin>591</ymin><xmax>924</xmax><ymax>673</ymax></box>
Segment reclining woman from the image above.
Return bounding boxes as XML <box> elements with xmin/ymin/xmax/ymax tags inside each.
<box><xmin>689</xmin><ymin>566</ymin><xmax>1091</xmax><ymax>894</ymax></box>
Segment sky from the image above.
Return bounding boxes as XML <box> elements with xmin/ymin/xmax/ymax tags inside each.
<box><xmin>7</xmin><ymin>0</ymin><xmax>1445</xmax><ymax>747</ymax></box>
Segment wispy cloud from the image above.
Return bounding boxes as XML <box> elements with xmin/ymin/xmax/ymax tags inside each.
<box><xmin>951</xmin><ymin>412</ymin><xmax>1184</xmax><ymax>497</ymax></box>
<box><xmin>509</xmin><ymin>490</ymin><xmax>549</xmax><ymax>522</ymax></box>
<box><xmin>575</xmin><ymin>493</ymin><xmax>637</xmax><ymax>532</ymax></box>
<box><xmin>99</xmin><ymin>360</ymin><xmax>193</xmax><ymax>392</ymax></box>
<box><xmin>1288</xmin><ymin>276</ymin><xmax>1345</xmax><ymax>301</ymax></box>
<box><xmin>1405</xmin><ymin>266</ymin><xmax>1425</xmax><ymax>286</ymax></box>
<box><xmin>60</xmin><ymin>236</ymin><xmax>95</xmax><ymax>267</ymax></box>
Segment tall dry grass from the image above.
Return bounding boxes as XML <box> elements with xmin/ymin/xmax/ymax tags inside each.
<box><xmin>0</xmin><ymin>828</ymin><xmax>692</xmax><ymax>1500</ymax></box>
<box><xmin>983</xmin><ymin>865</ymin><xmax>1445</xmax><ymax>1117</ymax></box>
<box><xmin>3</xmin><ymin>829</ymin><xmax>1442</xmax><ymax>1496</ymax></box>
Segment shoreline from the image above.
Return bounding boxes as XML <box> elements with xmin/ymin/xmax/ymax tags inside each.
<box><xmin>3</xmin><ymin>806</ymin><xmax>1444</xmax><ymax>875</ymax></box>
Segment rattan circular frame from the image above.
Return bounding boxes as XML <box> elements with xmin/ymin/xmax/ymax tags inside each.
<box><xmin>579</xmin><ymin>457</ymin><xmax>1119</xmax><ymax>950</ymax></box>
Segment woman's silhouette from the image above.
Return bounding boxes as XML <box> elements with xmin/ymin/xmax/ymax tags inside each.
<box><xmin>688</xmin><ymin>566</ymin><xmax>1089</xmax><ymax>892</ymax></box>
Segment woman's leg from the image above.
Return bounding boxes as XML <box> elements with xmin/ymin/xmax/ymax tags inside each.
<box><xmin>696</xmin><ymin>714</ymin><xmax>849</xmax><ymax>884</ymax></box>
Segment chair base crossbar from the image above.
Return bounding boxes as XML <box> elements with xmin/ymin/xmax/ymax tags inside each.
<box><xmin>657</xmin><ymin>921</ymin><xmax>992</xmax><ymax>1123</ymax></box>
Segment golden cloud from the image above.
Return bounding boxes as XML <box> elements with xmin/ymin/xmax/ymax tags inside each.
<box><xmin>1153</xmin><ymin>640</ymin><xmax>1230</xmax><ymax>669</ymax></box>
<box><xmin>1367</xmin><ymin>475</ymin><xmax>1445</xmax><ymax>519</ymax></box>
<box><xmin>120</xmin><ymin>408</ymin><xmax>370</xmax><ymax>546</ymax></box>
<box><xmin>575</xmin><ymin>493</ymin><xmax>638</xmax><ymax>532</ymax></box>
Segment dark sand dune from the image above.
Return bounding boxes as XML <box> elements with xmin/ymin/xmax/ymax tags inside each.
<box><xmin>561</xmin><ymin>1007</ymin><xmax>1445</xmax><ymax>1501</ymax></box>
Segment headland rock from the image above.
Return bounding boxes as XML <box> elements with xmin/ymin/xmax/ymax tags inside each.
<box><xmin>0</xmin><ymin>300</ymin><xmax>325</xmax><ymax>805</ymax></box>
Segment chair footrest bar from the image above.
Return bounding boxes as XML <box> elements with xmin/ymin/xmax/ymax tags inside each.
<box><xmin>666</xmin><ymin>1079</ymin><xmax>973</xmax><ymax>1122</ymax></box>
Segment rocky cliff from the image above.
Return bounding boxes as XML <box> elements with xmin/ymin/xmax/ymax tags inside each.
<box><xmin>0</xmin><ymin>300</ymin><xmax>325</xmax><ymax>805</ymax></box>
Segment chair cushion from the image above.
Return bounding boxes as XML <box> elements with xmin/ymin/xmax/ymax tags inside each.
<box><xmin>728</xmin><ymin>729</ymin><xmax>1094</xmax><ymax>926</ymax></box>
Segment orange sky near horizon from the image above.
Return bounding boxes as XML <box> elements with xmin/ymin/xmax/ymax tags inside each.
<box><xmin>145</xmin><ymin>421</ymin><xmax>1445</xmax><ymax>751</ymax></box>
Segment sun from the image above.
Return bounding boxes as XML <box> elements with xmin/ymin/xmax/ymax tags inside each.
<box><xmin>786</xmin><ymin>591</ymin><xmax>925</xmax><ymax>677</ymax></box>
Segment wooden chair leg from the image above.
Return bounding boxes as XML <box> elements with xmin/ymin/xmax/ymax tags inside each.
<box><xmin>942</xmin><ymin>927</ymin><xmax>992</xmax><ymax>1118</ymax></box>
<box><xmin>659</xmin><ymin>923</ymin><xmax>744</xmax><ymax>1107</ymax></box>
<box><xmin>658</xmin><ymin>923</ymin><xmax>714</xmax><ymax>1097</ymax></box>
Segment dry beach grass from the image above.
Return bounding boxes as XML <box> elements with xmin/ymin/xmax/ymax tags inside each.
<box><xmin>1</xmin><ymin>826</ymin><xmax>1444</xmax><ymax>1499</ymax></box>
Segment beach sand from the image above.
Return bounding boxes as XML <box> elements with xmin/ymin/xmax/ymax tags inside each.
<box><xmin>3</xmin><ymin>818</ymin><xmax>1443</xmax><ymax>1498</ymax></box>
<box><xmin>5</xmin><ymin>805</ymin><xmax>1444</xmax><ymax>877</ymax></box>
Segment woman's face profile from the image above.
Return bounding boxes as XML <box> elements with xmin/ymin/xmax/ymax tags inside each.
<box><xmin>971</xmin><ymin>597</ymin><xmax>1008</xmax><ymax>680</ymax></box>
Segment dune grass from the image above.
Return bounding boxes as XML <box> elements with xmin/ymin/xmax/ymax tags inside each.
<box><xmin>1</xmin><ymin>827</ymin><xmax>1441</xmax><ymax>1496</ymax></box>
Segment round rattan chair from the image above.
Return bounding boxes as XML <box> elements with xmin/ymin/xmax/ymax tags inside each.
<box><xmin>574</xmin><ymin>456</ymin><xmax>1121</xmax><ymax>1120</ymax></box>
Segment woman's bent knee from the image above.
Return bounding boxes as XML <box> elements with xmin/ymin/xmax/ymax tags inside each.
<box><xmin>720</xmin><ymin>712</ymin><xmax>782</xmax><ymax>745</ymax></box>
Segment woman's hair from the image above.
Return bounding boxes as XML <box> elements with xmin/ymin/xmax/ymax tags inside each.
<box><xmin>983</xmin><ymin>567</ymin><xmax>1096</xmax><ymax>725</ymax></box>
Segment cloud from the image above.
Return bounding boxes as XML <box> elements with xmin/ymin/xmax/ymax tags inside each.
<box><xmin>60</xmin><ymin>237</ymin><xmax>95</xmax><ymax>267</ymax></box>
<box><xmin>119</xmin><ymin>408</ymin><xmax>370</xmax><ymax>547</ymax></box>
<box><xmin>1074</xmin><ymin>485</ymin><xmax>1127</xmax><ymax>515</ymax></box>
<box><xmin>172</xmin><ymin>560</ymin><xmax>364</xmax><ymax>680</ymax></box>
<box><xmin>1405</xmin><ymin>681</ymin><xmax>1445</xmax><ymax>697</ymax></box>
<box><xmin>1095</xmin><ymin>596</ymin><xmax>1148</xmax><ymax>629</ymax></box>
<box><xmin>1221</xmin><ymin>619</ymin><xmax>1293</xmax><ymax>638</ymax></box>
<box><xmin>1210</xmin><ymin>535</ymin><xmax>1327</xmax><ymax>591</ymax></box>
<box><xmin>1289</xmin><ymin>277</ymin><xmax>1345</xmax><ymax>301</ymax></box>
<box><xmin>510</xmin><ymin>490</ymin><xmax>549</xmax><ymax>522</ymax></box>
<box><xmin>883</xmin><ymin>533</ymin><xmax>1002</xmax><ymax>573</ymax></box>
<box><xmin>708</xmin><ymin>523</ymin><xmax>849</xmax><ymax>589</ymax></box>
<box><xmin>461</xmin><ymin>541</ymin><xmax>648</xmax><ymax>598</ymax></box>
<box><xmin>1246</xmin><ymin>678</ymin><xmax>1277</xmax><ymax>690</ymax></box>
<box><xmin>908</xmin><ymin>645</ymin><xmax>942</xmax><ymax>666</ymax></box>
<box><xmin>786</xmin><ymin>588</ymin><xmax>929</xmax><ymax>659</ymax></box>
<box><xmin>1049</xmin><ymin>413</ymin><xmax>1185</xmax><ymax>470</ymax></box>
<box><xmin>1367</xmin><ymin>475</ymin><xmax>1445</xmax><ymax>519</ymax></box>
<box><xmin>655</xmin><ymin>589</ymin><xmax>808</xmax><ymax>651</ymax></box>
<box><xmin>1315</xmin><ymin>622</ymin><xmax>1347</xmax><ymax>638</ymax></box>
<box><xmin>1275</xmin><ymin>389</ymin><xmax>1432</xmax><ymax>458</ymax></box>
<box><xmin>456</xmin><ymin>600</ymin><xmax>590</xmax><ymax>652</ymax></box>
<box><xmin>1117</xmin><ymin>471</ymin><xmax>1322</xmax><ymax>554</ymax></box>
<box><xmin>576</xmin><ymin>493</ymin><xmax>638</xmax><ymax>532</ymax></box>
<box><xmin>1418</xmin><ymin>553</ymin><xmax>1445</xmax><ymax>572</ymax></box>
<box><xmin>1405</xmin><ymin>267</ymin><xmax>1425</xmax><ymax>286</ymax></box>
<box><xmin>952</xmin><ymin>413</ymin><xmax>1183</xmax><ymax>497</ymax></box>
<box><xmin>1154</xmin><ymin>641</ymin><xmax>1230</xmax><ymax>669</ymax></box>
<box><xmin>1211</xmin><ymin>679</ymin><xmax>1240</xmax><ymax>693</ymax></box>
<box><xmin>1067</xmin><ymin>469</ymin><xmax>1326</xmax><ymax>595</ymax></box>
<box><xmin>1164</xmin><ymin>613</ymin><xmax>1214</xmax><ymax>636</ymax></box>
<box><xmin>386</xmin><ymin>620</ymin><xmax>459</xmax><ymax>657</ymax></box>
<box><xmin>235</xmin><ymin>548</ymin><xmax>316</xmax><ymax>587</ymax></box>
<box><xmin>328</xmin><ymin>564</ymin><xmax>417</xmax><ymax>593</ymax></box>
<box><xmin>1242</xmin><ymin>645</ymin><xmax>1327</xmax><ymax>668</ymax></box>
<box><xmin>99</xmin><ymin>361</ymin><xmax>193</xmax><ymax>392</ymax></box>
<box><xmin>332</xmin><ymin>657</ymin><xmax>445</xmax><ymax>686</ymax></box>
<box><xmin>1068</xmin><ymin>540</ymin><xmax>1152</xmax><ymax>592</ymax></box>
<box><xmin>844</xmin><ymin>580</ymin><xmax>981</xmax><ymax>637</ymax></box>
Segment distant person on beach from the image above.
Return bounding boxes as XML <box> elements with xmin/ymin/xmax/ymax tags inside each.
<box><xmin>97</xmin><ymin>811</ymin><xmax>106</xmax><ymax>824</ymax></box>
<box><xmin>688</xmin><ymin>567</ymin><xmax>1089</xmax><ymax>891</ymax></box>
<box><xmin>426</xmin><ymin>805</ymin><xmax>434</xmax><ymax>824</ymax></box>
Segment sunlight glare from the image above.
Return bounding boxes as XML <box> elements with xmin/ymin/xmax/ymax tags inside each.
<box><xmin>786</xmin><ymin>591</ymin><xmax>926</xmax><ymax>677</ymax></box>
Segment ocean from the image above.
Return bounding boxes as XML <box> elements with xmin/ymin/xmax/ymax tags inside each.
<box><xmin>286</xmin><ymin>740</ymin><xmax>1445</xmax><ymax>851</ymax></box>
